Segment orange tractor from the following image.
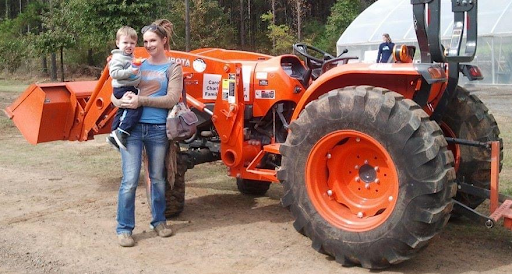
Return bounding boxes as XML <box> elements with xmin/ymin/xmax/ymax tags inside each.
<box><xmin>4</xmin><ymin>0</ymin><xmax>512</xmax><ymax>269</ymax></box>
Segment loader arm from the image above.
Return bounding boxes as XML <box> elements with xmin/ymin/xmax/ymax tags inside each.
<box><xmin>5</xmin><ymin>47</ymin><xmax>248</xmax><ymax>145</ymax></box>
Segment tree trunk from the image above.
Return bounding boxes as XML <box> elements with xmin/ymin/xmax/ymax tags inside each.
<box><xmin>42</xmin><ymin>56</ymin><xmax>48</xmax><ymax>75</ymax></box>
<box><xmin>247</xmin><ymin>0</ymin><xmax>251</xmax><ymax>50</ymax></box>
<box><xmin>87</xmin><ymin>48</ymin><xmax>94</xmax><ymax>66</ymax></box>
<box><xmin>239</xmin><ymin>0</ymin><xmax>245</xmax><ymax>48</ymax></box>
<box><xmin>50</xmin><ymin>52</ymin><xmax>57</xmax><ymax>81</ymax></box>
<box><xmin>272</xmin><ymin>0</ymin><xmax>275</xmax><ymax>51</ymax></box>
<box><xmin>296</xmin><ymin>0</ymin><xmax>302</xmax><ymax>41</ymax></box>
<box><xmin>185</xmin><ymin>0</ymin><xmax>190</xmax><ymax>51</ymax></box>
<box><xmin>60</xmin><ymin>47</ymin><xmax>64</xmax><ymax>82</ymax></box>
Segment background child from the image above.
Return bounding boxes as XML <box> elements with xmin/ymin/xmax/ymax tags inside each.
<box><xmin>107</xmin><ymin>26</ymin><xmax>142</xmax><ymax>150</ymax></box>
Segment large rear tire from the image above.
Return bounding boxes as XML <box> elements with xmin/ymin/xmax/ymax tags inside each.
<box><xmin>278</xmin><ymin>86</ymin><xmax>456</xmax><ymax>269</ymax></box>
<box><xmin>144</xmin><ymin>144</ymin><xmax>187</xmax><ymax>219</ymax></box>
<box><xmin>164</xmin><ymin>153</ymin><xmax>187</xmax><ymax>218</ymax></box>
<box><xmin>441</xmin><ymin>86</ymin><xmax>502</xmax><ymax>209</ymax></box>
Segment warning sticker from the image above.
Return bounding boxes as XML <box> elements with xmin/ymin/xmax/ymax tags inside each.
<box><xmin>203</xmin><ymin>74</ymin><xmax>222</xmax><ymax>99</ymax></box>
<box><xmin>255</xmin><ymin>90</ymin><xmax>275</xmax><ymax>99</ymax></box>
<box><xmin>222</xmin><ymin>78</ymin><xmax>236</xmax><ymax>102</ymax></box>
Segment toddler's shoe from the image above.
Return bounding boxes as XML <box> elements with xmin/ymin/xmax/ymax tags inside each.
<box><xmin>106</xmin><ymin>133</ymin><xmax>120</xmax><ymax>151</ymax></box>
<box><xmin>113</xmin><ymin>129</ymin><xmax>128</xmax><ymax>150</ymax></box>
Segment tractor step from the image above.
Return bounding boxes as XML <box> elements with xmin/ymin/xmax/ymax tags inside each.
<box><xmin>245</xmin><ymin>143</ymin><xmax>281</xmax><ymax>182</ymax></box>
<box><xmin>490</xmin><ymin>200</ymin><xmax>512</xmax><ymax>230</ymax></box>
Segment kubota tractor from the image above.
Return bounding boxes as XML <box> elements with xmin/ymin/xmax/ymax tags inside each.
<box><xmin>5</xmin><ymin>0</ymin><xmax>512</xmax><ymax>269</ymax></box>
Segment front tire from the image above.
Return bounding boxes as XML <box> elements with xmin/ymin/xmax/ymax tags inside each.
<box><xmin>278</xmin><ymin>86</ymin><xmax>456</xmax><ymax>269</ymax></box>
<box><xmin>236</xmin><ymin>178</ymin><xmax>271</xmax><ymax>196</ymax></box>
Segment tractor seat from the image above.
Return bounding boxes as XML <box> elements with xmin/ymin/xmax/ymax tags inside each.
<box><xmin>281</xmin><ymin>56</ymin><xmax>309</xmax><ymax>87</ymax></box>
<box><xmin>311</xmin><ymin>68</ymin><xmax>322</xmax><ymax>80</ymax></box>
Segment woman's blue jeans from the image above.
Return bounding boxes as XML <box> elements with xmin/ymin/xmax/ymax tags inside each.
<box><xmin>116</xmin><ymin>123</ymin><xmax>169</xmax><ymax>235</ymax></box>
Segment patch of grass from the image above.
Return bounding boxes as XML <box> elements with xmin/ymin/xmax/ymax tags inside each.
<box><xmin>0</xmin><ymin>134</ymin><xmax>120</xmax><ymax>181</ymax></box>
<box><xmin>0</xmin><ymin>80</ymin><xmax>30</xmax><ymax>93</ymax></box>
<box><xmin>496</xmin><ymin>116</ymin><xmax>512</xmax><ymax>195</ymax></box>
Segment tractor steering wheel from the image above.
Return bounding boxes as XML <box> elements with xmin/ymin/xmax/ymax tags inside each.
<box><xmin>293</xmin><ymin>43</ymin><xmax>335</xmax><ymax>69</ymax></box>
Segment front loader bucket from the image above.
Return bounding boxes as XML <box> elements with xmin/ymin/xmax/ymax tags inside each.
<box><xmin>4</xmin><ymin>81</ymin><xmax>96</xmax><ymax>144</ymax></box>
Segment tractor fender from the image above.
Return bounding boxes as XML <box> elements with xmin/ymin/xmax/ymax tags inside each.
<box><xmin>291</xmin><ymin>63</ymin><xmax>446</xmax><ymax>121</ymax></box>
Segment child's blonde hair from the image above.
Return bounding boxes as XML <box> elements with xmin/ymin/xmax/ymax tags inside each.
<box><xmin>116</xmin><ymin>26</ymin><xmax>137</xmax><ymax>41</ymax></box>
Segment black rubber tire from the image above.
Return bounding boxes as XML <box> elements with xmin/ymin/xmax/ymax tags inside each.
<box><xmin>164</xmin><ymin>153</ymin><xmax>187</xmax><ymax>218</ymax></box>
<box><xmin>278</xmin><ymin>86</ymin><xmax>456</xmax><ymax>269</ymax></box>
<box><xmin>236</xmin><ymin>178</ymin><xmax>271</xmax><ymax>196</ymax></box>
<box><xmin>442</xmin><ymin>86</ymin><xmax>502</xmax><ymax>209</ymax></box>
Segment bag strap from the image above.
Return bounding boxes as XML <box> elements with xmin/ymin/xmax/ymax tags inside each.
<box><xmin>164</xmin><ymin>59</ymin><xmax>187</xmax><ymax>108</ymax></box>
<box><xmin>181</xmin><ymin>83</ymin><xmax>187</xmax><ymax>105</ymax></box>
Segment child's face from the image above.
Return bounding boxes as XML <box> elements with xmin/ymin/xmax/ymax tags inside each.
<box><xmin>116</xmin><ymin>35</ymin><xmax>137</xmax><ymax>55</ymax></box>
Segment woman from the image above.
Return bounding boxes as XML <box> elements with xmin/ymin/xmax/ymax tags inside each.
<box><xmin>376</xmin><ymin>33</ymin><xmax>395</xmax><ymax>63</ymax></box>
<box><xmin>112</xmin><ymin>19</ymin><xmax>183</xmax><ymax>247</ymax></box>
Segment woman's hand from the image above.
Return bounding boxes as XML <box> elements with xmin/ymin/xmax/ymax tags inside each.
<box><xmin>120</xmin><ymin>92</ymin><xmax>140</xmax><ymax>109</ymax></box>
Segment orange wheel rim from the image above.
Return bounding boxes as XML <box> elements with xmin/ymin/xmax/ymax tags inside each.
<box><xmin>440</xmin><ymin>122</ymin><xmax>460</xmax><ymax>172</ymax></box>
<box><xmin>306</xmin><ymin>130</ymin><xmax>399</xmax><ymax>232</ymax></box>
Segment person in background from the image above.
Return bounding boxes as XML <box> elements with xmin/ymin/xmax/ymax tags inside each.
<box><xmin>111</xmin><ymin>19</ymin><xmax>183</xmax><ymax>247</ymax></box>
<box><xmin>376</xmin><ymin>33</ymin><xmax>395</xmax><ymax>63</ymax></box>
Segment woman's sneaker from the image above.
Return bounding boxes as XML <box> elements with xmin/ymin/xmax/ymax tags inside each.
<box><xmin>154</xmin><ymin>223</ymin><xmax>173</xmax><ymax>237</ymax></box>
<box><xmin>112</xmin><ymin>129</ymin><xmax>128</xmax><ymax>150</ymax></box>
<box><xmin>117</xmin><ymin>233</ymin><xmax>135</xmax><ymax>247</ymax></box>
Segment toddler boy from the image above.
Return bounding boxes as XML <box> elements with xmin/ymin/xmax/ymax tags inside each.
<box><xmin>107</xmin><ymin>26</ymin><xmax>142</xmax><ymax>150</ymax></box>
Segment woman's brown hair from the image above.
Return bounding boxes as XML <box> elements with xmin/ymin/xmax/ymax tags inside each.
<box><xmin>153</xmin><ymin>19</ymin><xmax>174</xmax><ymax>50</ymax></box>
<box><xmin>383</xmin><ymin>33</ymin><xmax>392</xmax><ymax>43</ymax></box>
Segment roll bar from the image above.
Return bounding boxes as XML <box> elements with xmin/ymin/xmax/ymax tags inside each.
<box><xmin>411</xmin><ymin>0</ymin><xmax>478</xmax><ymax>122</ymax></box>
<box><xmin>411</xmin><ymin>0</ymin><xmax>478</xmax><ymax>63</ymax></box>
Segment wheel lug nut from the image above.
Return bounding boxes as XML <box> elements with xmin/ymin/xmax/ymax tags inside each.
<box><xmin>389</xmin><ymin>196</ymin><xmax>394</xmax><ymax>202</ymax></box>
<box><xmin>355</xmin><ymin>177</ymin><xmax>360</xmax><ymax>182</ymax></box>
<box><xmin>365</xmin><ymin>183</ymin><xmax>370</xmax><ymax>189</ymax></box>
<box><xmin>327</xmin><ymin>190</ymin><xmax>333</xmax><ymax>196</ymax></box>
<box><xmin>374</xmin><ymin>166</ymin><xmax>379</xmax><ymax>171</ymax></box>
<box><xmin>356</xmin><ymin>138</ymin><xmax>360</xmax><ymax>142</ymax></box>
<box><xmin>357</xmin><ymin>212</ymin><xmax>364</xmax><ymax>218</ymax></box>
<box><xmin>354</xmin><ymin>165</ymin><xmax>359</xmax><ymax>170</ymax></box>
<box><xmin>364</xmin><ymin>160</ymin><xmax>369</xmax><ymax>164</ymax></box>
<box><xmin>327</xmin><ymin>153</ymin><xmax>332</xmax><ymax>159</ymax></box>
<box><xmin>374</xmin><ymin>178</ymin><xmax>380</xmax><ymax>184</ymax></box>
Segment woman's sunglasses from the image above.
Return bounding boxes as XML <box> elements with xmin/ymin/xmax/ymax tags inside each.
<box><xmin>141</xmin><ymin>25</ymin><xmax>166</xmax><ymax>37</ymax></box>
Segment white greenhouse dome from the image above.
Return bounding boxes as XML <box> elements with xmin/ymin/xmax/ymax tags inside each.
<box><xmin>337</xmin><ymin>0</ymin><xmax>512</xmax><ymax>84</ymax></box>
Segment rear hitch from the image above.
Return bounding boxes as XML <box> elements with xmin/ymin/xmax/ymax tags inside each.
<box><xmin>446</xmin><ymin>139</ymin><xmax>512</xmax><ymax>230</ymax></box>
<box><xmin>453</xmin><ymin>200</ymin><xmax>495</xmax><ymax>228</ymax></box>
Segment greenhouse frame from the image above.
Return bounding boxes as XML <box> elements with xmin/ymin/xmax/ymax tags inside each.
<box><xmin>337</xmin><ymin>0</ymin><xmax>512</xmax><ymax>85</ymax></box>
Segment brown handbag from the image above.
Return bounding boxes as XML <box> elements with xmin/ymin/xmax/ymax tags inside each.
<box><xmin>166</xmin><ymin>86</ymin><xmax>198</xmax><ymax>141</ymax></box>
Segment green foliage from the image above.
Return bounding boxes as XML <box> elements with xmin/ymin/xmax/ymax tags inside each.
<box><xmin>0</xmin><ymin>0</ymin><xmax>371</xmax><ymax>75</ymax></box>
<box><xmin>0</xmin><ymin>36</ymin><xmax>30</xmax><ymax>73</ymax></box>
<box><xmin>303</xmin><ymin>19</ymin><xmax>326</xmax><ymax>45</ymax></box>
<box><xmin>166</xmin><ymin>0</ymin><xmax>236</xmax><ymax>51</ymax></box>
<box><xmin>35</xmin><ymin>1</ymin><xmax>76</xmax><ymax>55</ymax></box>
<box><xmin>261</xmin><ymin>11</ymin><xmax>295</xmax><ymax>55</ymax></box>
<box><xmin>317</xmin><ymin>0</ymin><xmax>361</xmax><ymax>53</ymax></box>
<box><xmin>66</xmin><ymin>0</ymin><xmax>166</xmax><ymax>58</ymax></box>
<box><xmin>0</xmin><ymin>17</ymin><xmax>30</xmax><ymax>72</ymax></box>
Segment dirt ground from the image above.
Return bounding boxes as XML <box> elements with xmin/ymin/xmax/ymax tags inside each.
<box><xmin>1</xmin><ymin>82</ymin><xmax>512</xmax><ymax>274</ymax></box>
